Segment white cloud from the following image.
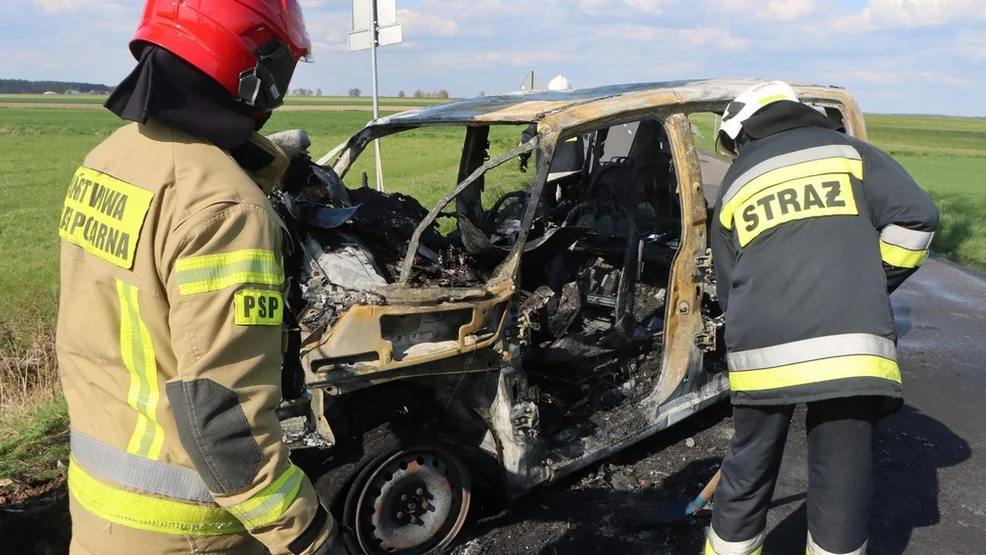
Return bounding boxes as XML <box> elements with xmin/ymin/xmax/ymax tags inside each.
<box><xmin>578</xmin><ymin>0</ymin><xmax>614</xmax><ymax>13</ymax></box>
<box><xmin>585</xmin><ymin>24</ymin><xmax>746</xmax><ymax>49</ymax></box>
<box><xmin>624</xmin><ymin>0</ymin><xmax>673</xmax><ymax>15</ymax></box>
<box><xmin>577</xmin><ymin>0</ymin><xmax>675</xmax><ymax>15</ymax></box>
<box><xmin>305</xmin><ymin>12</ymin><xmax>351</xmax><ymax>44</ymax></box>
<box><xmin>682</xmin><ymin>26</ymin><xmax>747</xmax><ymax>49</ymax></box>
<box><xmin>826</xmin><ymin>70</ymin><xmax>901</xmax><ymax>84</ymax></box>
<box><xmin>827</xmin><ymin>68</ymin><xmax>973</xmax><ymax>88</ymax></box>
<box><xmin>919</xmin><ymin>71</ymin><xmax>974</xmax><ymax>86</ymax></box>
<box><xmin>420</xmin><ymin>48</ymin><xmax>573</xmax><ymax>71</ymax></box>
<box><xmin>704</xmin><ymin>0</ymin><xmax>816</xmax><ymax>22</ymax></box>
<box><xmin>397</xmin><ymin>9</ymin><xmax>460</xmax><ymax>38</ymax></box>
<box><xmin>33</xmin><ymin>0</ymin><xmax>126</xmax><ymax>13</ymax></box>
<box><xmin>508</xmin><ymin>50</ymin><xmax>571</xmax><ymax>67</ymax></box>
<box><xmin>835</xmin><ymin>0</ymin><xmax>986</xmax><ymax>31</ymax></box>
<box><xmin>957</xmin><ymin>31</ymin><xmax>986</xmax><ymax>61</ymax></box>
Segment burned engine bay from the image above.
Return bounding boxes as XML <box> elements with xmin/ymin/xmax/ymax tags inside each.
<box><xmin>272</xmin><ymin>125</ymin><xmax>722</xmax><ymax>450</ymax></box>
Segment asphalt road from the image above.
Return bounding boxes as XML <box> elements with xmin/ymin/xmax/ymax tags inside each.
<box><xmin>445</xmin><ymin>155</ymin><xmax>986</xmax><ymax>555</ymax></box>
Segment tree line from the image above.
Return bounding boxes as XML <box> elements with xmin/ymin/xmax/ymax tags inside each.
<box><xmin>290</xmin><ymin>88</ymin><xmax>323</xmax><ymax>97</ymax></box>
<box><xmin>397</xmin><ymin>89</ymin><xmax>449</xmax><ymax>99</ymax></box>
<box><xmin>291</xmin><ymin>87</ymin><xmax>451</xmax><ymax>99</ymax></box>
<box><xmin>0</xmin><ymin>79</ymin><xmax>112</xmax><ymax>94</ymax></box>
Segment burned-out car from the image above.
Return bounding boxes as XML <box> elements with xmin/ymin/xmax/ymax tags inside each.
<box><xmin>272</xmin><ymin>78</ymin><xmax>868</xmax><ymax>554</ymax></box>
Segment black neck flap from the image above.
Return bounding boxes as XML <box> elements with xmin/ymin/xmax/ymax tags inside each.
<box><xmin>105</xmin><ymin>45</ymin><xmax>264</xmax><ymax>150</ymax></box>
<box><xmin>742</xmin><ymin>100</ymin><xmax>842</xmax><ymax>141</ymax></box>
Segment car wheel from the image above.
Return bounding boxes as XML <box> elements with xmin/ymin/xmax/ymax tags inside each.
<box><xmin>345</xmin><ymin>444</ymin><xmax>471</xmax><ymax>554</ymax></box>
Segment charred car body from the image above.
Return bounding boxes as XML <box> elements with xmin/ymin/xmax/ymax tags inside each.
<box><xmin>272</xmin><ymin>79</ymin><xmax>868</xmax><ymax>554</ymax></box>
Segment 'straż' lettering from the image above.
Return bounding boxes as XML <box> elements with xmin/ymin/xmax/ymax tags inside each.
<box><xmin>737</xmin><ymin>176</ymin><xmax>858</xmax><ymax>246</ymax></box>
<box><xmin>822</xmin><ymin>181</ymin><xmax>847</xmax><ymax>207</ymax></box>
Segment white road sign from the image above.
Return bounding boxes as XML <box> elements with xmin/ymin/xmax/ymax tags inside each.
<box><xmin>348</xmin><ymin>24</ymin><xmax>403</xmax><ymax>52</ymax></box>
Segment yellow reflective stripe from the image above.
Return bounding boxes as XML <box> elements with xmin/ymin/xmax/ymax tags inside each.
<box><xmin>227</xmin><ymin>464</ymin><xmax>304</xmax><ymax>529</ymax></box>
<box><xmin>117</xmin><ymin>281</ymin><xmax>164</xmax><ymax>460</ymax></box>
<box><xmin>707</xmin><ymin>542</ymin><xmax>763</xmax><ymax>554</ymax></box>
<box><xmin>175</xmin><ymin>249</ymin><xmax>283</xmax><ymax>295</ymax></box>
<box><xmin>880</xmin><ymin>241</ymin><xmax>929</xmax><ymax>269</ymax></box>
<box><xmin>707</xmin><ymin>527</ymin><xmax>765</xmax><ymax>555</ymax></box>
<box><xmin>729</xmin><ymin>355</ymin><xmax>901</xmax><ymax>392</ymax></box>
<box><xmin>807</xmin><ymin>532</ymin><xmax>866</xmax><ymax>555</ymax></box>
<box><xmin>759</xmin><ymin>94</ymin><xmax>788</xmax><ymax>105</ymax></box>
<box><xmin>68</xmin><ymin>459</ymin><xmax>244</xmax><ymax>536</ymax></box>
<box><xmin>720</xmin><ymin>158</ymin><xmax>863</xmax><ymax>228</ymax></box>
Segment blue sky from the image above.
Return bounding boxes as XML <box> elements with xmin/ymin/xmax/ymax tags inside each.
<box><xmin>2</xmin><ymin>0</ymin><xmax>984</xmax><ymax>115</ymax></box>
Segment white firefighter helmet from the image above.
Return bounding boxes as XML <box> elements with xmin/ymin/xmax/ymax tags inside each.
<box><xmin>715</xmin><ymin>80</ymin><xmax>800</xmax><ymax>158</ymax></box>
<box><xmin>548</xmin><ymin>74</ymin><xmax>573</xmax><ymax>92</ymax></box>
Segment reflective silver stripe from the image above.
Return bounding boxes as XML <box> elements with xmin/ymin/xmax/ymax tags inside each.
<box><xmin>728</xmin><ymin>333</ymin><xmax>896</xmax><ymax>372</ymax></box>
<box><xmin>708</xmin><ymin>526</ymin><xmax>765</xmax><ymax>555</ymax></box>
<box><xmin>547</xmin><ymin>170</ymin><xmax>579</xmax><ymax>181</ymax></box>
<box><xmin>808</xmin><ymin>532</ymin><xmax>867</xmax><ymax>555</ymax></box>
<box><xmin>70</xmin><ymin>428</ymin><xmax>214</xmax><ymax>503</ymax></box>
<box><xmin>721</xmin><ymin>145</ymin><xmax>862</xmax><ymax>206</ymax></box>
<box><xmin>880</xmin><ymin>225</ymin><xmax>934</xmax><ymax>251</ymax></box>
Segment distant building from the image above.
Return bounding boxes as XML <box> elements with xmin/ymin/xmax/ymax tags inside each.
<box><xmin>43</xmin><ymin>91</ymin><xmax>58</xmax><ymax>95</ymax></box>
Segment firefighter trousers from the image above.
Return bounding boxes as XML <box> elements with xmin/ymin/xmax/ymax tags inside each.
<box><xmin>707</xmin><ymin>397</ymin><xmax>881</xmax><ymax>555</ymax></box>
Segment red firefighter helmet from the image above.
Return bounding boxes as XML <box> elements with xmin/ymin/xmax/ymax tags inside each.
<box><xmin>131</xmin><ymin>0</ymin><xmax>312</xmax><ymax>111</ymax></box>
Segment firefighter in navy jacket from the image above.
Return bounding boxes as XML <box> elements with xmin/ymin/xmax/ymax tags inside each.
<box><xmin>705</xmin><ymin>81</ymin><xmax>939</xmax><ymax>555</ymax></box>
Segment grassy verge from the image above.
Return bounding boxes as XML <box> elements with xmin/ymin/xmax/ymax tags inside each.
<box><xmin>0</xmin><ymin>399</ymin><xmax>68</xmax><ymax>489</ymax></box>
<box><xmin>0</xmin><ymin>315</ymin><xmax>65</xmax><ymax>498</ymax></box>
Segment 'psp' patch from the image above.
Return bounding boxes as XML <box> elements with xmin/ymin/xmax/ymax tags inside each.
<box><xmin>234</xmin><ymin>290</ymin><xmax>283</xmax><ymax>326</ymax></box>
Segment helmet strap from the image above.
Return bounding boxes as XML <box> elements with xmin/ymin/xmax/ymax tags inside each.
<box><xmin>238</xmin><ymin>39</ymin><xmax>297</xmax><ymax>112</ymax></box>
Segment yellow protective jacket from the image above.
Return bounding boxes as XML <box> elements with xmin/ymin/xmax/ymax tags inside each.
<box><xmin>57</xmin><ymin>119</ymin><xmax>337</xmax><ymax>555</ymax></box>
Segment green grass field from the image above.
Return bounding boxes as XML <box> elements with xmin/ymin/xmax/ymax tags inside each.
<box><xmin>0</xmin><ymin>99</ymin><xmax>984</xmax><ymax>490</ymax></box>
<box><xmin>1</xmin><ymin>104</ymin><xmax>984</xmax><ymax>339</ymax></box>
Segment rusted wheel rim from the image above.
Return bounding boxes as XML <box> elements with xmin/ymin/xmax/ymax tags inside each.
<box><xmin>354</xmin><ymin>446</ymin><xmax>471</xmax><ymax>554</ymax></box>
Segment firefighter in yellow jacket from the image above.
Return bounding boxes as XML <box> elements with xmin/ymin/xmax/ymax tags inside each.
<box><xmin>56</xmin><ymin>1</ymin><xmax>345</xmax><ymax>553</ymax></box>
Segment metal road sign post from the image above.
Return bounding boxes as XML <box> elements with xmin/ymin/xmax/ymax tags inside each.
<box><xmin>349</xmin><ymin>0</ymin><xmax>402</xmax><ymax>192</ymax></box>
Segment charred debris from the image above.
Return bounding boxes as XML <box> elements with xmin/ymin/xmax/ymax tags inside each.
<box><xmin>273</xmin><ymin>145</ymin><xmax>706</xmax><ymax>439</ymax></box>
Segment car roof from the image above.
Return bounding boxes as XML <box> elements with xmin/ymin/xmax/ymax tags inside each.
<box><xmin>373</xmin><ymin>78</ymin><xmax>859</xmax><ymax>128</ymax></box>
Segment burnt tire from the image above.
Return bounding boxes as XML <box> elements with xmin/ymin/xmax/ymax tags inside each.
<box><xmin>314</xmin><ymin>424</ymin><xmax>472</xmax><ymax>555</ymax></box>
